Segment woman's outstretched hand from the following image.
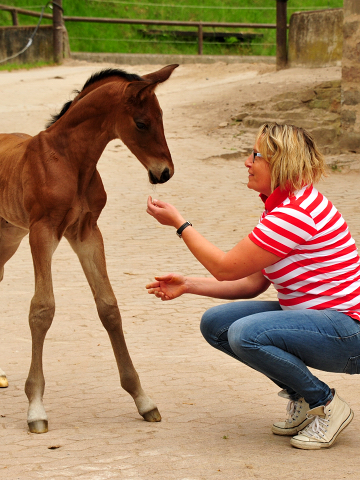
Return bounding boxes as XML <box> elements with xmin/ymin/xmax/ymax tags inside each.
<box><xmin>146</xmin><ymin>196</ymin><xmax>185</xmax><ymax>229</ymax></box>
<box><xmin>146</xmin><ymin>273</ymin><xmax>187</xmax><ymax>301</ymax></box>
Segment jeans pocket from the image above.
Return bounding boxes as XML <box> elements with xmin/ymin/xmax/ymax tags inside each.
<box><xmin>344</xmin><ymin>355</ymin><xmax>360</xmax><ymax>374</ymax></box>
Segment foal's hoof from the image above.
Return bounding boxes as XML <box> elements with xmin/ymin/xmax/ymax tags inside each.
<box><xmin>28</xmin><ymin>419</ymin><xmax>48</xmax><ymax>434</ymax></box>
<box><xmin>142</xmin><ymin>407</ymin><xmax>161</xmax><ymax>422</ymax></box>
<box><xmin>0</xmin><ymin>376</ymin><xmax>8</xmax><ymax>388</ymax></box>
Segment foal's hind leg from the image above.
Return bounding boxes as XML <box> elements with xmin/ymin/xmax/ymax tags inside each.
<box><xmin>65</xmin><ymin>226</ymin><xmax>161</xmax><ymax>422</ymax></box>
<box><xmin>0</xmin><ymin>219</ymin><xmax>28</xmax><ymax>388</ymax></box>
<box><xmin>0</xmin><ymin>218</ymin><xmax>28</xmax><ymax>281</ymax></box>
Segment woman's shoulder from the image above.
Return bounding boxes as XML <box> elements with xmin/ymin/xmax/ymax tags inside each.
<box><xmin>288</xmin><ymin>185</ymin><xmax>331</xmax><ymax>212</ymax></box>
<box><xmin>284</xmin><ymin>185</ymin><xmax>344</xmax><ymax>231</ymax></box>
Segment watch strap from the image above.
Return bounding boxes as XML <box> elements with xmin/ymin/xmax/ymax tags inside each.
<box><xmin>176</xmin><ymin>221</ymin><xmax>192</xmax><ymax>238</ymax></box>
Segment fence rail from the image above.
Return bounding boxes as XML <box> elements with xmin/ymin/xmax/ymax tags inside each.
<box><xmin>64</xmin><ymin>16</ymin><xmax>277</xmax><ymax>28</ymax></box>
<box><xmin>0</xmin><ymin>3</ymin><xmax>53</xmax><ymax>22</ymax></box>
<box><xmin>0</xmin><ymin>1</ymin><xmax>288</xmax><ymax>63</ymax></box>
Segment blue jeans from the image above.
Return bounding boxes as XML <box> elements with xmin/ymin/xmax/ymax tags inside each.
<box><xmin>200</xmin><ymin>301</ymin><xmax>360</xmax><ymax>409</ymax></box>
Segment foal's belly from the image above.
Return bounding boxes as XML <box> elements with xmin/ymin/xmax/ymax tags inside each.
<box><xmin>0</xmin><ymin>133</ymin><xmax>32</xmax><ymax>229</ymax></box>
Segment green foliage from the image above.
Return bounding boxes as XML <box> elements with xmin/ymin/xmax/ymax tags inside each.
<box><xmin>225</xmin><ymin>36</ymin><xmax>239</xmax><ymax>45</ymax></box>
<box><xmin>0</xmin><ymin>0</ymin><xmax>343</xmax><ymax>56</ymax></box>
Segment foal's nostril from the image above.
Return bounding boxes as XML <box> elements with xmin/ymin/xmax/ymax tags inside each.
<box><xmin>159</xmin><ymin>168</ymin><xmax>170</xmax><ymax>184</ymax></box>
<box><xmin>148</xmin><ymin>168</ymin><xmax>171</xmax><ymax>184</ymax></box>
<box><xmin>149</xmin><ymin>170</ymin><xmax>158</xmax><ymax>184</ymax></box>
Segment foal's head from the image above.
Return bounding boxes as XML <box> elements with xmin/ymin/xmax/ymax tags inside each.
<box><xmin>116</xmin><ymin>64</ymin><xmax>178</xmax><ymax>184</ymax></box>
<box><xmin>47</xmin><ymin>64</ymin><xmax>178</xmax><ymax>185</ymax></box>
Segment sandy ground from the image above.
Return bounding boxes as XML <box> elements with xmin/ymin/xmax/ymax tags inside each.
<box><xmin>0</xmin><ymin>60</ymin><xmax>360</xmax><ymax>479</ymax></box>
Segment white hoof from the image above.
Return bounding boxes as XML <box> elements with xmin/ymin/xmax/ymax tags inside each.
<box><xmin>135</xmin><ymin>393</ymin><xmax>161</xmax><ymax>422</ymax></box>
<box><xmin>28</xmin><ymin>419</ymin><xmax>48</xmax><ymax>434</ymax></box>
<box><xmin>142</xmin><ymin>407</ymin><xmax>161</xmax><ymax>422</ymax></box>
<box><xmin>27</xmin><ymin>402</ymin><xmax>48</xmax><ymax>433</ymax></box>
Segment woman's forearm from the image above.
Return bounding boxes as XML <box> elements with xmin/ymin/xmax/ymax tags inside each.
<box><xmin>184</xmin><ymin>273</ymin><xmax>270</xmax><ymax>300</ymax></box>
<box><xmin>180</xmin><ymin>227</ymin><xmax>280</xmax><ymax>281</ymax></box>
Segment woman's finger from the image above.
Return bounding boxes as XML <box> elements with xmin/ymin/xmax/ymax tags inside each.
<box><xmin>147</xmin><ymin>196</ymin><xmax>166</xmax><ymax>210</ymax></box>
<box><xmin>152</xmin><ymin>198</ymin><xmax>167</xmax><ymax>208</ymax></box>
<box><xmin>154</xmin><ymin>274</ymin><xmax>174</xmax><ymax>282</ymax></box>
<box><xmin>146</xmin><ymin>196</ymin><xmax>157</xmax><ymax>215</ymax></box>
<box><xmin>147</xmin><ymin>288</ymin><xmax>160</xmax><ymax>295</ymax></box>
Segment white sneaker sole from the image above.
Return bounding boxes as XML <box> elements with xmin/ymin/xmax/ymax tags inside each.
<box><xmin>272</xmin><ymin>416</ymin><xmax>313</xmax><ymax>436</ymax></box>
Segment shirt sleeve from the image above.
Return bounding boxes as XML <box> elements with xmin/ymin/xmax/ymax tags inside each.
<box><xmin>248</xmin><ymin>205</ymin><xmax>317</xmax><ymax>258</ymax></box>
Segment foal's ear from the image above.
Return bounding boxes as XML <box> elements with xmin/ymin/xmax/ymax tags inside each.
<box><xmin>124</xmin><ymin>65</ymin><xmax>178</xmax><ymax>103</ymax></box>
<box><xmin>142</xmin><ymin>64</ymin><xmax>179</xmax><ymax>85</ymax></box>
<box><xmin>124</xmin><ymin>81</ymin><xmax>157</xmax><ymax>103</ymax></box>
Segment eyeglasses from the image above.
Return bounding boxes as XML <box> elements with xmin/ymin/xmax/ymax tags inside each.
<box><xmin>252</xmin><ymin>151</ymin><xmax>262</xmax><ymax>162</ymax></box>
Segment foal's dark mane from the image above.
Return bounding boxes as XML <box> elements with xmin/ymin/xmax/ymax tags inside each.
<box><xmin>46</xmin><ymin>68</ymin><xmax>144</xmax><ymax>128</ymax></box>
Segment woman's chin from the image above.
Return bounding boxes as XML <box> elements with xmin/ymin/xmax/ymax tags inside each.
<box><xmin>247</xmin><ymin>182</ymin><xmax>256</xmax><ymax>192</ymax></box>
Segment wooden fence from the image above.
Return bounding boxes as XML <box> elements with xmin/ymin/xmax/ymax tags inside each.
<box><xmin>0</xmin><ymin>0</ymin><xmax>289</xmax><ymax>68</ymax></box>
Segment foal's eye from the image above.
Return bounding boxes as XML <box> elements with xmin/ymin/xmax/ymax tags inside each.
<box><xmin>135</xmin><ymin>121</ymin><xmax>147</xmax><ymax>130</ymax></box>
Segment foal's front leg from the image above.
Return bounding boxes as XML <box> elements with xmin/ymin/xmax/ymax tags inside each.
<box><xmin>25</xmin><ymin>223</ymin><xmax>60</xmax><ymax>433</ymax></box>
<box><xmin>65</xmin><ymin>226</ymin><xmax>161</xmax><ymax>422</ymax></box>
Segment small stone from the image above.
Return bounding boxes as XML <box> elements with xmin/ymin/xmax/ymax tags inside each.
<box><xmin>219</xmin><ymin>122</ymin><xmax>228</xmax><ymax>128</ymax></box>
<box><xmin>300</xmin><ymin>89</ymin><xmax>315</xmax><ymax>103</ymax></box>
<box><xmin>231</xmin><ymin>113</ymin><xmax>249</xmax><ymax>122</ymax></box>
<box><xmin>274</xmin><ymin>99</ymin><xmax>300</xmax><ymax>111</ymax></box>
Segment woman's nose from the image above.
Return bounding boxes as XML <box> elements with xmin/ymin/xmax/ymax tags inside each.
<box><xmin>245</xmin><ymin>154</ymin><xmax>252</xmax><ymax>167</ymax></box>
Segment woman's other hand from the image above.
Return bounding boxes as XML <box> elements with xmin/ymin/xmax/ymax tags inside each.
<box><xmin>146</xmin><ymin>196</ymin><xmax>185</xmax><ymax>229</ymax></box>
<box><xmin>146</xmin><ymin>273</ymin><xmax>187</xmax><ymax>301</ymax></box>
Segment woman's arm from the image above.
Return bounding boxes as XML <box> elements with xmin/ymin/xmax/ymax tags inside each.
<box><xmin>146</xmin><ymin>271</ymin><xmax>271</xmax><ymax>301</ymax></box>
<box><xmin>146</xmin><ymin>196</ymin><xmax>281</xmax><ymax>281</ymax></box>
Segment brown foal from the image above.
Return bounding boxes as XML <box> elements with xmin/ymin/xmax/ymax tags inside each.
<box><xmin>0</xmin><ymin>64</ymin><xmax>178</xmax><ymax>433</ymax></box>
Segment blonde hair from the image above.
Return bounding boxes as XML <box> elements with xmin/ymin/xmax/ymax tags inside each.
<box><xmin>255</xmin><ymin>123</ymin><xmax>326</xmax><ymax>193</ymax></box>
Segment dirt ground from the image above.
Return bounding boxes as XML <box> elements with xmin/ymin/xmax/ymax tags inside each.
<box><xmin>1</xmin><ymin>59</ymin><xmax>360</xmax><ymax>480</ymax></box>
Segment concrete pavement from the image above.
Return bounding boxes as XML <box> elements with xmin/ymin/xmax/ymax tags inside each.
<box><xmin>0</xmin><ymin>61</ymin><xmax>360</xmax><ymax>480</ymax></box>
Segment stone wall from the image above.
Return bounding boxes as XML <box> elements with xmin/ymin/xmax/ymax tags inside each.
<box><xmin>0</xmin><ymin>25</ymin><xmax>70</xmax><ymax>64</ymax></box>
<box><xmin>0</xmin><ymin>25</ymin><xmax>53</xmax><ymax>64</ymax></box>
<box><xmin>232</xmin><ymin>80</ymin><xmax>341</xmax><ymax>155</ymax></box>
<box><xmin>340</xmin><ymin>0</ymin><xmax>360</xmax><ymax>152</ymax></box>
<box><xmin>288</xmin><ymin>9</ymin><xmax>343</xmax><ymax>67</ymax></box>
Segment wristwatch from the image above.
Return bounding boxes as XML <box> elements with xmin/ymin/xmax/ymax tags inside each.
<box><xmin>176</xmin><ymin>221</ymin><xmax>192</xmax><ymax>238</ymax></box>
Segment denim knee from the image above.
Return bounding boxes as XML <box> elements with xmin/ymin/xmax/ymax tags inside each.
<box><xmin>227</xmin><ymin>319</ymin><xmax>255</xmax><ymax>358</ymax></box>
<box><xmin>200</xmin><ymin>301</ymin><xmax>282</xmax><ymax>347</ymax></box>
<box><xmin>200</xmin><ymin>305</ymin><xmax>241</xmax><ymax>359</ymax></box>
<box><xmin>200</xmin><ymin>307</ymin><xmax>221</xmax><ymax>347</ymax></box>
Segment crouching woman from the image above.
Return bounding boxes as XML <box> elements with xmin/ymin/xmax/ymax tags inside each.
<box><xmin>146</xmin><ymin>123</ymin><xmax>360</xmax><ymax>449</ymax></box>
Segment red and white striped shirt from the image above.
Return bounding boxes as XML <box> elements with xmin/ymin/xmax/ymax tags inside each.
<box><xmin>249</xmin><ymin>184</ymin><xmax>360</xmax><ymax>320</ymax></box>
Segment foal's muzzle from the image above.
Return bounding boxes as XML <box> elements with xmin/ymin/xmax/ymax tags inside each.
<box><xmin>149</xmin><ymin>168</ymin><xmax>171</xmax><ymax>184</ymax></box>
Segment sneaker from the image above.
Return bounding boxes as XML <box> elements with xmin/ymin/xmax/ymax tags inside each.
<box><xmin>290</xmin><ymin>390</ymin><xmax>354</xmax><ymax>449</ymax></box>
<box><xmin>272</xmin><ymin>391</ymin><xmax>312</xmax><ymax>436</ymax></box>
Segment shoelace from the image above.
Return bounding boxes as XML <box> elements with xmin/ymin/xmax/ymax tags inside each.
<box><xmin>301</xmin><ymin>415</ymin><xmax>329</xmax><ymax>440</ymax></box>
<box><xmin>286</xmin><ymin>399</ymin><xmax>301</xmax><ymax>423</ymax></box>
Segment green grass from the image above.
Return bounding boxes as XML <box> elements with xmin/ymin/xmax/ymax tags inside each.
<box><xmin>0</xmin><ymin>0</ymin><xmax>343</xmax><ymax>56</ymax></box>
<box><xmin>0</xmin><ymin>60</ymin><xmax>56</xmax><ymax>71</ymax></box>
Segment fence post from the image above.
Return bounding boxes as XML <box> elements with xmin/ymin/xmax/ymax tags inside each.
<box><xmin>276</xmin><ymin>0</ymin><xmax>288</xmax><ymax>70</ymax></box>
<box><xmin>11</xmin><ymin>9</ymin><xmax>18</xmax><ymax>25</ymax></box>
<box><xmin>198</xmin><ymin>23</ymin><xmax>203</xmax><ymax>55</ymax></box>
<box><xmin>53</xmin><ymin>0</ymin><xmax>63</xmax><ymax>64</ymax></box>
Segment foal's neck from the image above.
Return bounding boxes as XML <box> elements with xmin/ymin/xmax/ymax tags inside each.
<box><xmin>45</xmin><ymin>83</ymin><xmax>125</xmax><ymax>172</ymax></box>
